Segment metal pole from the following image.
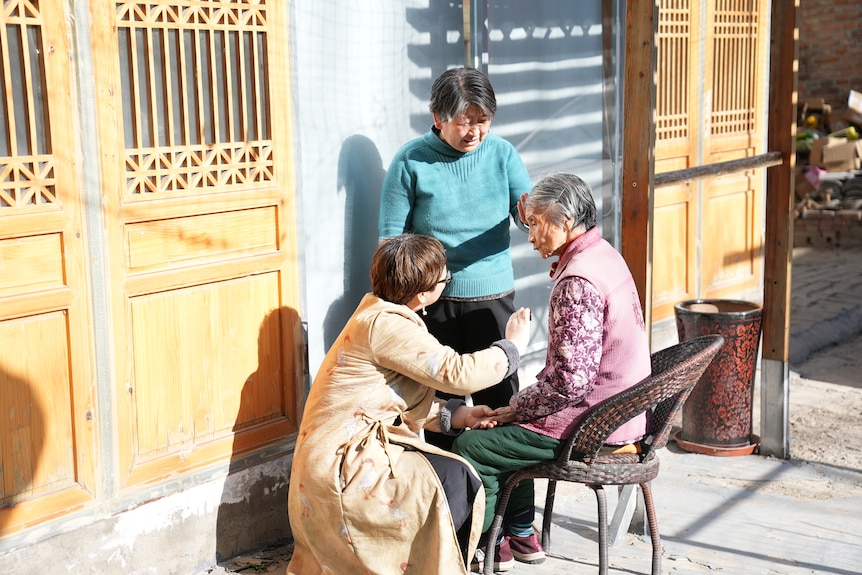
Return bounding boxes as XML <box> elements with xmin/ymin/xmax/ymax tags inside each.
<box><xmin>469</xmin><ymin>0</ymin><xmax>487</xmax><ymax>72</ymax></box>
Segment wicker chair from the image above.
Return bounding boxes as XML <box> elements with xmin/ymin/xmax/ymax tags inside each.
<box><xmin>483</xmin><ymin>334</ymin><xmax>724</xmax><ymax>575</ymax></box>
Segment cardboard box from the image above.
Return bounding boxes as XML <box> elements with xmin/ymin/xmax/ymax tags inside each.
<box><xmin>848</xmin><ymin>90</ymin><xmax>862</xmax><ymax>116</ymax></box>
<box><xmin>809</xmin><ymin>136</ymin><xmax>845</xmax><ymax>167</ymax></box>
<box><xmin>822</xmin><ymin>138</ymin><xmax>862</xmax><ymax>172</ymax></box>
<box><xmin>801</xmin><ymin>98</ymin><xmax>832</xmax><ymax>131</ymax></box>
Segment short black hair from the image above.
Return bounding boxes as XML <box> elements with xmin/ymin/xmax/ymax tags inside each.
<box><xmin>429</xmin><ymin>67</ymin><xmax>497</xmax><ymax>122</ymax></box>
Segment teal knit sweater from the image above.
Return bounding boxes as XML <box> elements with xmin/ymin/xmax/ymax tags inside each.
<box><xmin>379</xmin><ymin>130</ymin><xmax>532</xmax><ymax>299</ymax></box>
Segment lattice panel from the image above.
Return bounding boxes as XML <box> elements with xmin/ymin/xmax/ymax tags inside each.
<box><xmin>1</xmin><ymin>0</ymin><xmax>57</xmax><ymax>210</ymax></box>
<box><xmin>124</xmin><ymin>141</ymin><xmax>272</xmax><ymax>195</ymax></box>
<box><xmin>116</xmin><ymin>0</ymin><xmax>272</xmax><ymax>199</ymax></box>
<box><xmin>710</xmin><ymin>0</ymin><xmax>759</xmax><ymax>136</ymax></box>
<box><xmin>116</xmin><ymin>0</ymin><xmax>267</xmax><ymax>29</ymax></box>
<box><xmin>656</xmin><ymin>0</ymin><xmax>691</xmax><ymax>142</ymax></box>
<box><xmin>0</xmin><ymin>157</ymin><xmax>57</xmax><ymax>207</ymax></box>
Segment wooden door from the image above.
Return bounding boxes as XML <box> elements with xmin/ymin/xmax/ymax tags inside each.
<box><xmin>653</xmin><ymin>0</ymin><xmax>767</xmax><ymax>323</ymax></box>
<box><xmin>0</xmin><ymin>0</ymin><xmax>97</xmax><ymax>536</ymax></box>
<box><xmin>90</xmin><ymin>0</ymin><xmax>303</xmax><ymax>488</ymax></box>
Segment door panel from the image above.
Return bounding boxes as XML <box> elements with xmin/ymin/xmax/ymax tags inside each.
<box><xmin>91</xmin><ymin>0</ymin><xmax>302</xmax><ymax>488</ymax></box>
<box><xmin>702</xmin><ymin>173</ymin><xmax>760</xmax><ymax>297</ymax></box>
<box><xmin>652</xmin><ymin>184</ymin><xmax>697</xmax><ymax>320</ymax></box>
<box><xmin>0</xmin><ymin>0</ymin><xmax>97</xmax><ymax>535</ymax></box>
<box><xmin>703</xmin><ymin>0</ymin><xmax>767</xmax><ymax>162</ymax></box>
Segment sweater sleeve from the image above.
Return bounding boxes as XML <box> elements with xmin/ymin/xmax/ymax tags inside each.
<box><xmin>379</xmin><ymin>152</ymin><xmax>414</xmax><ymax>238</ymax></box>
<box><xmin>510</xmin><ymin>276</ymin><xmax>603</xmax><ymax>421</ymax></box>
<box><xmin>506</xmin><ymin>142</ymin><xmax>532</xmax><ymax>233</ymax></box>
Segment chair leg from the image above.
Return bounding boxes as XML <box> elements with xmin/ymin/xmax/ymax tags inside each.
<box><xmin>590</xmin><ymin>485</ymin><xmax>609</xmax><ymax>575</ymax></box>
<box><xmin>541</xmin><ymin>479</ymin><xmax>557</xmax><ymax>552</ymax></box>
<box><xmin>483</xmin><ymin>512</ymin><xmax>505</xmax><ymax>575</ymax></box>
<box><xmin>484</xmin><ymin>472</ymin><xmax>525</xmax><ymax>575</ymax></box>
<box><xmin>641</xmin><ymin>482</ymin><xmax>662</xmax><ymax>575</ymax></box>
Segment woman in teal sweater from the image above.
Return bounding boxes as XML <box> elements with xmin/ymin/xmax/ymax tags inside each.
<box><xmin>379</xmin><ymin>67</ymin><xmax>532</xmax><ymax>451</ymax></box>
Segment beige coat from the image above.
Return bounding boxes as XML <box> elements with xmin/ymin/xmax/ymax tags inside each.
<box><xmin>286</xmin><ymin>294</ymin><xmax>514</xmax><ymax>575</ymax></box>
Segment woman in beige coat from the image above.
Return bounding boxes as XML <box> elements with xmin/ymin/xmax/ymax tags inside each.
<box><xmin>286</xmin><ymin>234</ymin><xmax>531</xmax><ymax>575</ymax></box>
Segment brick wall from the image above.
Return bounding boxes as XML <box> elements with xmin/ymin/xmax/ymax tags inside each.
<box><xmin>794</xmin><ymin>209</ymin><xmax>862</xmax><ymax>249</ymax></box>
<box><xmin>798</xmin><ymin>0</ymin><xmax>862</xmax><ymax>119</ymax></box>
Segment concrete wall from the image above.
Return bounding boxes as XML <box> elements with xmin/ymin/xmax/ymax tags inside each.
<box><xmin>0</xmin><ymin>456</ymin><xmax>291</xmax><ymax>575</ymax></box>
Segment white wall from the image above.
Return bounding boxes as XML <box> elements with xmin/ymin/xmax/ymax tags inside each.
<box><xmin>292</xmin><ymin>0</ymin><xmax>466</xmax><ymax>373</ymax></box>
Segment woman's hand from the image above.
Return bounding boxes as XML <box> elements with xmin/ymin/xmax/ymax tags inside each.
<box><xmin>453</xmin><ymin>405</ymin><xmax>499</xmax><ymax>429</ymax></box>
<box><xmin>490</xmin><ymin>405</ymin><xmax>517</xmax><ymax>425</ymax></box>
<box><xmin>506</xmin><ymin>307</ymin><xmax>532</xmax><ymax>354</ymax></box>
<box><xmin>517</xmin><ymin>192</ymin><xmax>529</xmax><ymax>226</ymax></box>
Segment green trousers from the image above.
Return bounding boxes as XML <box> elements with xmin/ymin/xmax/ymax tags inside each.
<box><xmin>453</xmin><ymin>424</ymin><xmax>564</xmax><ymax>533</ymax></box>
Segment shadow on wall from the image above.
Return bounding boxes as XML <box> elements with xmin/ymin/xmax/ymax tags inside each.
<box><xmin>0</xmin><ymin>365</ymin><xmax>44</xmax><ymax>537</ymax></box>
<box><xmin>323</xmin><ymin>135</ymin><xmax>384</xmax><ymax>350</ymax></box>
<box><xmin>215</xmin><ymin>306</ymin><xmax>301</xmax><ymax>562</ymax></box>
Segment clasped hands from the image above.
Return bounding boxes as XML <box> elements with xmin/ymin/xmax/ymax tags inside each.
<box><xmin>452</xmin><ymin>404</ymin><xmax>516</xmax><ymax>431</ymax></box>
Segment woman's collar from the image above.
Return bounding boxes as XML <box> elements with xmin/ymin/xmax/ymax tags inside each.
<box><xmin>550</xmin><ymin>227</ymin><xmax>600</xmax><ymax>279</ymax></box>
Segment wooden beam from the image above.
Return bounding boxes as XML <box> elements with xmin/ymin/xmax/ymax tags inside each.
<box><xmin>761</xmin><ymin>0</ymin><xmax>798</xmax><ymax>459</ymax></box>
<box><xmin>655</xmin><ymin>152</ymin><xmax>783</xmax><ymax>188</ymax></box>
<box><xmin>621</xmin><ymin>1</ymin><xmax>658</xmax><ymax>330</ymax></box>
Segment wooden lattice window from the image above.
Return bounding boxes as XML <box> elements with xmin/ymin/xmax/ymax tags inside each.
<box><xmin>656</xmin><ymin>0</ymin><xmax>692</xmax><ymax>143</ymax></box>
<box><xmin>0</xmin><ymin>0</ymin><xmax>56</xmax><ymax>209</ymax></box>
<box><xmin>710</xmin><ymin>0</ymin><xmax>759</xmax><ymax>136</ymax></box>
<box><xmin>116</xmin><ymin>0</ymin><xmax>272</xmax><ymax>199</ymax></box>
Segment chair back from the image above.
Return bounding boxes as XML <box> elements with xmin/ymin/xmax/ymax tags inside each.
<box><xmin>563</xmin><ymin>335</ymin><xmax>725</xmax><ymax>462</ymax></box>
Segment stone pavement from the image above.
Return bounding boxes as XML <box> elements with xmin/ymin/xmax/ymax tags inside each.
<box><xmin>789</xmin><ymin>246</ymin><xmax>862</xmax><ymax>365</ymax></box>
<box><xmin>212</xmin><ymin>246</ymin><xmax>862</xmax><ymax>575</ymax></box>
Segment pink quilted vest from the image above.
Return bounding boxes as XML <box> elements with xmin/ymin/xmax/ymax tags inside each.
<box><xmin>519</xmin><ymin>227</ymin><xmax>651</xmax><ymax>444</ymax></box>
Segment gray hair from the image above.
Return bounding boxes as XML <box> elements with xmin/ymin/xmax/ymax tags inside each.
<box><xmin>429</xmin><ymin>67</ymin><xmax>497</xmax><ymax>122</ymax></box>
<box><xmin>525</xmin><ymin>173</ymin><xmax>597</xmax><ymax>231</ymax></box>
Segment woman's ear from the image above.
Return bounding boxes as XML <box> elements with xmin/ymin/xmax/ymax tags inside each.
<box><xmin>432</xmin><ymin>113</ymin><xmax>443</xmax><ymax>129</ymax></box>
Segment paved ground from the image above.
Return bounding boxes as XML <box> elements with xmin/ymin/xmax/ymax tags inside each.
<box><xmin>213</xmin><ymin>246</ymin><xmax>862</xmax><ymax>575</ymax></box>
<box><xmin>789</xmin><ymin>247</ymin><xmax>862</xmax><ymax>365</ymax></box>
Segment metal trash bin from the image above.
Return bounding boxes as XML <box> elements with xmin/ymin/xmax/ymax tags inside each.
<box><xmin>673</xmin><ymin>299</ymin><xmax>762</xmax><ymax>456</ymax></box>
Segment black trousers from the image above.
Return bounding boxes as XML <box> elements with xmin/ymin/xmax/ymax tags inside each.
<box><xmin>423</xmin><ymin>292</ymin><xmax>519</xmax><ymax>451</ymax></box>
<box><xmin>416</xmin><ymin>448</ymin><xmax>482</xmax><ymax>564</ymax></box>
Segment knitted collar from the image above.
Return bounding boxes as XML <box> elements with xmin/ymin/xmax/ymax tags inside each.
<box><xmin>427</xmin><ymin>126</ymin><xmax>479</xmax><ymax>158</ymax></box>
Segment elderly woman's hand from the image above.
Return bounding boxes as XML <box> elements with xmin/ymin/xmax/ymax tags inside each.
<box><xmin>505</xmin><ymin>307</ymin><xmax>532</xmax><ymax>354</ymax></box>
<box><xmin>517</xmin><ymin>192</ymin><xmax>529</xmax><ymax>226</ymax></box>
<box><xmin>489</xmin><ymin>405</ymin><xmax>517</xmax><ymax>425</ymax></box>
<box><xmin>453</xmin><ymin>405</ymin><xmax>499</xmax><ymax>429</ymax></box>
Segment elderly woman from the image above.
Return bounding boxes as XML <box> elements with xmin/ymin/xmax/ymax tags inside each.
<box><xmin>453</xmin><ymin>173</ymin><xmax>651</xmax><ymax>572</ymax></box>
<box><xmin>286</xmin><ymin>233</ymin><xmax>532</xmax><ymax>575</ymax></box>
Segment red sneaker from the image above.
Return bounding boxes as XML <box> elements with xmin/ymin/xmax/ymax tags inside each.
<box><xmin>470</xmin><ymin>536</ymin><xmax>515</xmax><ymax>572</ymax></box>
<box><xmin>508</xmin><ymin>531</ymin><xmax>546</xmax><ymax>564</ymax></box>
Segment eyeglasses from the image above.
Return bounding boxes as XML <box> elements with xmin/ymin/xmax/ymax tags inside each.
<box><xmin>438</xmin><ymin>270</ymin><xmax>452</xmax><ymax>285</ymax></box>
